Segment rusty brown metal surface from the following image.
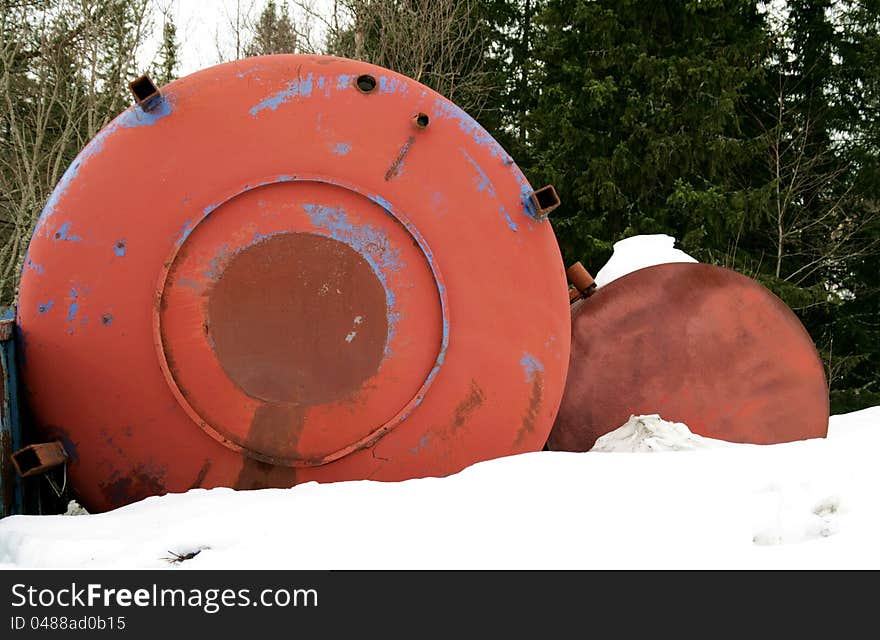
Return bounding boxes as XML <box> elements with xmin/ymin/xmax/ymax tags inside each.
<box><xmin>12</xmin><ymin>441</ymin><xmax>67</xmax><ymax>478</ymax></box>
<box><xmin>548</xmin><ymin>263</ymin><xmax>830</xmax><ymax>451</ymax></box>
<box><xmin>207</xmin><ymin>232</ymin><xmax>388</xmax><ymax>405</ymax></box>
<box><xmin>529</xmin><ymin>185</ymin><xmax>561</xmax><ymax>219</ymax></box>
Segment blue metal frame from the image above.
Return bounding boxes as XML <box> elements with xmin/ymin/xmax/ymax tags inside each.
<box><xmin>0</xmin><ymin>306</ymin><xmax>24</xmax><ymax>518</ymax></box>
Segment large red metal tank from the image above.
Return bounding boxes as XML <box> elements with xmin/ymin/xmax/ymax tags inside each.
<box><xmin>17</xmin><ymin>55</ymin><xmax>571</xmax><ymax>512</ymax></box>
<box><xmin>548</xmin><ymin>262</ymin><xmax>829</xmax><ymax>451</ymax></box>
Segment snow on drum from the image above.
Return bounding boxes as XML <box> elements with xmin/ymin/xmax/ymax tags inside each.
<box><xmin>16</xmin><ymin>55</ymin><xmax>571</xmax><ymax>512</ymax></box>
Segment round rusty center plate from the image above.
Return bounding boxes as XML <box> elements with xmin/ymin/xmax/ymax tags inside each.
<box><xmin>207</xmin><ymin>233</ymin><xmax>388</xmax><ymax>405</ymax></box>
<box><xmin>155</xmin><ymin>178</ymin><xmax>445</xmax><ymax>466</ymax></box>
<box><xmin>548</xmin><ymin>262</ymin><xmax>829</xmax><ymax>451</ymax></box>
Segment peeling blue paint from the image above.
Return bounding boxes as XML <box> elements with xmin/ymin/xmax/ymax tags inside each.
<box><xmin>176</xmin><ymin>276</ymin><xmax>201</xmax><ymax>291</ymax></box>
<box><xmin>54</xmin><ymin>221</ymin><xmax>82</xmax><ymax>242</ymax></box>
<box><xmin>176</xmin><ymin>218</ymin><xmax>195</xmax><ymax>246</ymax></box>
<box><xmin>519</xmin><ymin>182</ymin><xmax>539</xmax><ymax>219</ymax></box>
<box><xmin>114</xmin><ymin>239</ymin><xmax>126</xmax><ymax>256</ymax></box>
<box><xmin>460</xmin><ymin>147</ymin><xmax>520</xmax><ymax>232</ymax></box>
<box><xmin>459</xmin><ymin>147</ymin><xmax>496</xmax><ymax>197</ymax></box>
<box><xmin>25</xmin><ymin>259</ymin><xmax>44</xmax><ymax>274</ymax></box>
<box><xmin>433</xmin><ymin>98</ymin><xmax>545</xmax><ymax>222</ymax></box>
<box><xmin>67</xmin><ymin>289</ymin><xmax>78</xmax><ymax>323</ymax></box>
<box><xmin>317</xmin><ymin>76</ymin><xmax>325</xmax><ymax>89</ymax></box>
<box><xmin>333</xmin><ymin>142</ymin><xmax>351</xmax><ymax>155</ymax></box>
<box><xmin>336</xmin><ymin>74</ymin><xmax>356</xmax><ymax>90</ymax></box>
<box><xmin>250</xmin><ymin>73</ymin><xmax>314</xmax><ymax>115</ymax></box>
<box><xmin>36</xmin><ymin>96</ymin><xmax>174</xmax><ymax>226</ymax></box>
<box><xmin>204</xmin><ymin>244</ymin><xmax>231</xmax><ymax>280</ymax></box>
<box><xmin>37</xmin><ymin>301</ymin><xmax>54</xmax><ymax>314</ymax></box>
<box><xmin>378</xmin><ymin>75</ymin><xmax>408</xmax><ymax>95</ymax></box>
<box><xmin>302</xmin><ymin>204</ymin><xmax>402</xmax><ymax>351</ymax></box>
<box><xmin>434</xmin><ymin>99</ymin><xmax>506</xmax><ymax>160</ymax></box>
<box><xmin>520</xmin><ymin>353</ymin><xmax>544</xmax><ymax>383</ymax></box>
<box><xmin>409</xmin><ymin>433</ymin><xmax>431</xmax><ymax>455</ymax></box>
<box><xmin>367</xmin><ymin>194</ymin><xmax>395</xmax><ymax>213</ymax></box>
<box><xmin>499</xmin><ymin>205</ymin><xmax>518</xmax><ymax>232</ymax></box>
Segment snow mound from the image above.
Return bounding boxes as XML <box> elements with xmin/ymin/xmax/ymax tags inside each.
<box><xmin>594</xmin><ymin>234</ymin><xmax>697</xmax><ymax>288</ymax></box>
<box><xmin>590</xmin><ymin>414</ymin><xmax>731</xmax><ymax>452</ymax></box>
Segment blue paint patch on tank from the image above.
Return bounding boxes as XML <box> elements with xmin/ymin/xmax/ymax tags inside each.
<box><xmin>459</xmin><ymin>147</ymin><xmax>496</xmax><ymax>197</ymax></box>
<box><xmin>378</xmin><ymin>76</ymin><xmax>408</xmax><ymax>94</ymax></box>
<box><xmin>35</xmin><ymin>96</ymin><xmax>175</xmax><ymax>226</ymax></box>
<box><xmin>250</xmin><ymin>73</ymin><xmax>314</xmax><ymax>115</ymax></box>
<box><xmin>67</xmin><ymin>289</ymin><xmax>78</xmax><ymax>323</ymax></box>
<box><xmin>302</xmin><ymin>203</ymin><xmax>402</xmax><ymax>352</ymax></box>
<box><xmin>176</xmin><ymin>276</ymin><xmax>201</xmax><ymax>292</ymax></box>
<box><xmin>367</xmin><ymin>194</ymin><xmax>395</xmax><ymax>213</ymax></box>
<box><xmin>499</xmin><ymin>205</ymin><xmax>518</xmax><ymax>232</ymax></box>
<box><xmin>37</xmin><ymin>301</ymin><xmax>54</xmax><ymax>314</ymax></box>
<box><xmin>54</xmin><ymin>222</ymin><xmax>82</xmax><ymax>242</ymax></box>
<box><xmin>435</xmin><ymin>99</ymin><xmax>544</xmax><ymax>222</ymax></box>
<box><xmin>336</xmin><ymin>74</ymin><xmax>356</xmax><ymax>89</ymax></box>
<box><xmin>409</xmin><ymin>433</ymin><xmax>431</xmax><ymax>455</ymax></box>
<box><xmin>333</xmin><ymin>142</ymin><xmax>352</xmax><ymax>155</ymax></box>
<box><xmin>114</xmin><ymin>239</ymin><xmax>126</xmax><ymax>256</ymax></box>
<box><xmin>176</xmin><ymin>218</ymin><xmax>195</xmax><ymax>246</ymax></box>
<box><xmin>433</xmin><ymin>99</ymin><xmax>506</xmax><ymax>159</ymax></box>
<box><xmin>520</xmin><ymin>353</ymin><xmax>544</xmax><ymax>383</ymax></box>
<box><xmin>25</xmin><ymin>259</ymin><xmax>44</xmax><ymax>274</ymax></box>
<box><xmin>204</xmin><ymin>244</ymin><xmax>231</xmax><ymax>280</ymax></box>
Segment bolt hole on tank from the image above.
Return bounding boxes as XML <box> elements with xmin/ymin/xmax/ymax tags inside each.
<box><xmin>0</xmin><ymin>44</ymin><xmax>832</xmax><ymax>517</ymax></box>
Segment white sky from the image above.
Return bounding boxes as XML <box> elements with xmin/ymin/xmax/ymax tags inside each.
<box><xmin>139</xmin><ymin>0</ymin><xmax>336</xmax><ymax>77</ymax></box>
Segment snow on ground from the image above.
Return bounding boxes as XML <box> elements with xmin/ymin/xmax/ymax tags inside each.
<box><xmin>593</xmin><ymin>234</ymin><xmax>697</xmax><ymax>287</ymax></box>
<box><xmin>0</xmin><ymin>236</ymin><xmax>871</xmax><ymax>569</ymax></box>
<box><xmin>0</xmin><ymin>408</ymin><xmax>878</xmax><ymax>570</ymax></box>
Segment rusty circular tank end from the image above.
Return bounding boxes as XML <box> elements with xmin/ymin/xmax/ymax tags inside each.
<box><xmin>549</xmin><ymin>262</ymin><xmax>830</xmax><ymax>452</ymax></box>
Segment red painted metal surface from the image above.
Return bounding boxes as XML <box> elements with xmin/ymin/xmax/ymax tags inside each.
<box><xmin>548</xmin><ymin>263</ymin><xmax>829</xmax><ymax>451</ymax></box>
<box><xmin>17</xmin><ymin>55</ymin><xmax>571</xmax><ymax>512</ymax></box>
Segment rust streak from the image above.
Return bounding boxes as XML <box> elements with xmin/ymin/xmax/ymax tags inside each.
<box><xmin>190</xmin><ymin>460</ymin><xmax>212</xmax><ymax>489</ymax></box>
<box><xmin>384</xmin><ymin>136</ymin><xmax>415</xmax><ymax>181</ymax></box>
<box><xmin>514</xmin><ymin>372</ymin><xmax>543</xmax><ymax>448</ymax></box>
<box><xmin>234</xmin><ymin>404</ymin><xmax>304</xmax><ymax>489</ymax></box>
<box><xmin>450</xmin><ymin>380</ymin><xmax>485</xmax><ymax>434</ymax></box>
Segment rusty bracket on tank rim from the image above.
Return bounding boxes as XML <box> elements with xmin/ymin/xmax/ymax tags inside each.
<box><xmin>529</xmin><ymin>185</ymin><xmax>561</xmax><ymax>220</ymax></box>
<box><xmin>11</xmin><ymin>441</ymin><xmax>67</xmax><ymax>478</ymax></box>
<box><xmin>566</xmin><ymin>262</ymin><xmax>596</xmax><ymax>303</ymax></box>
<box><xmin>128</xmin><ymin>74</ymin><xmax>163</xmax><ymax>111</ymax></box>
